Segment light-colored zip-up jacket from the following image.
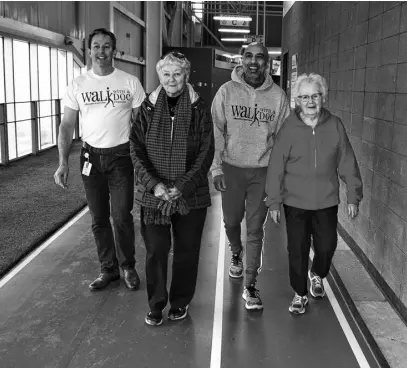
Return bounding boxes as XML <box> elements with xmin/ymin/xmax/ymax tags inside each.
<box><xmin>210</xmin><ymin>65</ymin><xmax>290</xmax><ymax>177</ymax></box>
<box><xmin>265</xmin><ymin>108</ymin><xmax>363</xmax><ymax>211</ymax></box>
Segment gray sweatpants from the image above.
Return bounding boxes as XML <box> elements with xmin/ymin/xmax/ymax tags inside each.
<box><xmin>221</xmin><ymin>162</ymin><xmax>268</xmax><ymax>287</ymax></box>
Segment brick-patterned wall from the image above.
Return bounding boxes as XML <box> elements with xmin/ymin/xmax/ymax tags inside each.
<box><xmin>282</xmin><ymin>2</ymin><xmax>407</xmax><ymax>308</ymax></box>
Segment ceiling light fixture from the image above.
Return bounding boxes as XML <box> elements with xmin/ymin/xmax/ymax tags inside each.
<box><xmin>220</xmin><ymin>53</ymin><xmax>242</xmax><ymax>60</ymax></box>
<box><xmin>218</xmin><ymin>28</ymin><xmax>250</xmax><ymax>33</ymax></box>
<box><xmin>221</xmin><ymin>38</ymin><xmax>247</xmax><ymax>42</ymax></box>
<box><xmin>214</xmin><ymin>16</ymin><xmax>252</xmax><ymax>21</ymax></box>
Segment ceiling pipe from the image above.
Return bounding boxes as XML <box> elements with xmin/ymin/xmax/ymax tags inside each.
<box><xmin>263</xmin><ymin>0</ymin><xmax>266</xmax><ymax>45</ymax></box>
<box><xmin>256</xmin><ymin>1</ymin><xmax>259</xmax><ymax>35</ymax></box>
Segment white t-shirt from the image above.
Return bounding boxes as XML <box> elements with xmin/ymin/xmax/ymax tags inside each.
<box><xmin>63</xmin><ymin>68</ymin><xmax>145</xmax><ymax>148</ymax></box>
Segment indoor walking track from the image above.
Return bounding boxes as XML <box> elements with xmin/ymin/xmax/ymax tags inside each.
<box><xmin>0</xmin><ymin>192</ymin><xmax>381</xmax><ymax>368</ymax></box>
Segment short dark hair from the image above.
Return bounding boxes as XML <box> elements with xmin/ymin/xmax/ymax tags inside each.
<box><xmin>88</xmin><ymin>28</ymin><xmax>117</xmax><ymax>50</ymax></box>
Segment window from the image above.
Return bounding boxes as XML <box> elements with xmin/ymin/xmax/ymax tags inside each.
<box><xmin>4</xmin><ymin>38</ymin><xmax>33</xmax><ymax>159</ymax></box>
<box><xmin>13</xmin><ymin>40</ymin><xmax>30</xmax><ymax>102</ymax></box>
<box><xmin>30</xmin><ymin>44</ymin><xmax>39</xmax><ymax>101</ymax></box>
<box><xmin>12</xmin><ymin>40</ymin><xmax>32</xmax><ymax>157</ymax></box>
<box><xmin>0</xmin><ymin>37</ymin><xmax>5</xmax><ymax>104</ymax></box>
<box><xmin>73</xmin><ymin>60</ymin><xmax>83</xmax><ymax>137</ymax></box>
<box><xmin>4</xmin><ymin>38</ymin><xmax>14</xmax><ymax>103</ymax></box>
<box><xmin>58</xmin><ymin>50</ymin><xmax>67</xmax><ymax>98</ymax></box>
<box><xmin>0</xmin><ymin>35</ymin><xmax>84</xmax><ymax>163</ymax></box>
<box><xmin>38</xmin><ymin>45</ymin><xmax>51</xmax><ymax>101</ymax></box>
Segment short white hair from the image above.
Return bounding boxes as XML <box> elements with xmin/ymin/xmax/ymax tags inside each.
<box><xmin>156</xmin><ymin>52</ymin><xmax>191</xmax><ymax>81</ymax></box>
<box><xmin>294</xmin><ymin>73</ymin><xmax>328</xmax><ymax>102</ymax></box>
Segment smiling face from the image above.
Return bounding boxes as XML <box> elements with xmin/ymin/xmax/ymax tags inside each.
<box><xmin>89</xmin><ymin>33</ymin><xmax>115</xmax><ymax>70</ymax></box>
<box><xmin>242</xmin><ymin>44</ymin><xmax>269</xmax><ymax>87</ymax></box>
<box><xmin>159</xmin><ymin>63</ymin><xmax>187</xmax><ymax>97</ymax></box>
<box><xmin>296</xmin><ymin>82</ymin><xmax>323</xmax><ymax>118</ymax></box>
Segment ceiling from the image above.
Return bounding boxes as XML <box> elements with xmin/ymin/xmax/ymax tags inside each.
<box><xmin>192</xmin><ymin>1</ymin><xmax>283</xmax><ymax>17</ymax></box>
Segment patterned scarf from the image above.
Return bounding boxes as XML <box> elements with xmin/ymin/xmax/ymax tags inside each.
<box><xmin>141</xmin><ymin>86</ymin><xmax>192</xmax><ymax>225</ymax></box>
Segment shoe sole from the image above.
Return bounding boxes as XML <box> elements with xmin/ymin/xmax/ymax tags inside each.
<box><xmin>124</xmin><ymin>282</ymin><xmax>140</xmax><ymax>290</ymax></box>
<box><xmin>89</xmin><ymin>275</ymin><xmax>120</xmax><ymax>291</ymax></box>
<box><xmin>308</xmin><ymin>271</ymin><xmax>326</xmax><ymax>298</ymax></box>
<box><xmin>145</xmin><ymin>317</ymin><xmax>163</xmax><ymax>326</ymax></box>
<box><xmin>289</xmin><ymin>307</ymin><xmax>306</xmax><ymax>314</ymax></box>
<box><xmin>242</xmin><ymin>293</ymin><xmax>263</xmax><ymax>310</ymax></box>
<box><xmin>168</xmin><ymin>306</ymin><xmax>189</xmax><ymax>321</ymax></box>
<box><xmin>228</xmin><ymin>270</ymin><xmax>244</xmax><ymax>279</ymax></box>
<box><xmin>310</xmin><ymin>291</ymin><xmax>326</xmax><ymax>298</ymax></box>
<box><xmin>168</xmin><ymin>312</ymin><xmax>188</xmax><ymax>321</ymax></box>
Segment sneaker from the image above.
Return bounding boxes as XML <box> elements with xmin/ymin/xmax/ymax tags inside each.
<box><xmin>242</xmin><ymin>285</ymin><xmax>263</xmax><ymax>310</ymax></box>
<box><xmin>145</xmin><ymin>311</ymin><xmax>163</xmax><ymax>326</ymax></box>
<box><xmin>289</xmin><ymin>293</ymin><xmax>309</xmax><ymax>315</ymax></box>
<box><xmin>168</xmin><ymin>305</ymin><xmax>189</xmax><ymax>321</ymax></box>
<box><xmin>229</xmin><ymin>249</ymin><xmax>244</xmax><ymax>278</ymax></box>
<box><xmin>308</xmin><ymin>270</ymin><xmax>326</xmax><ymax>298</ymax></box>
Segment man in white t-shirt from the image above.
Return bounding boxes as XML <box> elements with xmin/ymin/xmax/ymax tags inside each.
<box><xmin>54</xmin><ymin>28</ymin><xmax>146</xmax><ymax>291</ymax></box>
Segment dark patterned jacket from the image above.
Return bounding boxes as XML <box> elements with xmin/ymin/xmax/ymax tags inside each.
<box><xmin>130</xmin><ymin>84</ymin><xmax>215</xmax><ymax>210</ymax></box>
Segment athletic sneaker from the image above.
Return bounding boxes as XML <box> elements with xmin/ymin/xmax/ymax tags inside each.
<box><xmin>229</xmin><ymin>249</ymin><xmax>244</xmax><ymax>278</ymax></box>
<box><xmin>308</xmin><ymin>270</ymin><xmax>326</xmax><ymax>298</ymax></box>
<box><xmin>168</xmin><ymin>305</ymin><xmax>189</xmax><ymax>321</ymax></box>
<box><xmin>289</xmin><ymin>293</ymin><xmax>309</xmax><ymax>315</ymax></box>
<box><xmin>242</xmin><ymin>285</ymin><xmax>263</xmax><ymax>310</ymax></box>
<box><xmin>145</xmin><ymin>311</ymin><xmax>163</xmax><ymax>326</ymax></box>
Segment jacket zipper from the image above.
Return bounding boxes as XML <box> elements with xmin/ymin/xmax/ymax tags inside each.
<box><xmin>171</xmin><ymin>117</ymin><xmax>174</xmax><ymax>143</ymax></box>
<box><xmin>312</xmin><ymin>128</ymin><xmax>316</xmax><ymax>168</ymax></box>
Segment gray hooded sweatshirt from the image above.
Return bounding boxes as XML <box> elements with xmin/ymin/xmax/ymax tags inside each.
<box><xmin>210</xmin><ymin>65</ymin><xmax>290</xmax><ymax>177</ymax></box>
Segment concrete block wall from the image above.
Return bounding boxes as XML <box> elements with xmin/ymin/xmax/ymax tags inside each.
<box><xmin>282</xmin><ymin>2</ymin><xmax>407</xmax><ymax>310</ymax></box>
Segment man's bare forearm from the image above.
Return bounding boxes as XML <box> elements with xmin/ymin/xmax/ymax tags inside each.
<box><xmin>58</xmin><ymin>123</ymin><xmax>74</xmax><ymax>166</ymax></box>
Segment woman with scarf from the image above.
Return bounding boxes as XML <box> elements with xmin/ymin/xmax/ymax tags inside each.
<box><xmin>129</xmin><ymin>51</ymin><xmax>214</xmax><ymax>326</ymax></box>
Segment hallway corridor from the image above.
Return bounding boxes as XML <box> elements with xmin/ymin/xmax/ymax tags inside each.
<box><xmin>0</xmin><ymin>193</ymin><xmax>381</xmax><ymax>368</ymax></box>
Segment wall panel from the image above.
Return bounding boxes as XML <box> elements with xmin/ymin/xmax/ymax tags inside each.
<box><xmin>117</xmin><ymin>1</ymin><xmax>144</xmax><ymax>20</ymax></box>
<box><xmin>114</xmin><ymin>59</ymin><xmax>143</xmax><ymax>82</ymax></box>
<box><xmin>1</xmin><ymin>1</ymin><xmax>78</xmax><ymax>39</ymax></box>
<box><xmin>114</xmin><ymin>9</ymin><xmax>144</xmax><ymax>57</ymax></box>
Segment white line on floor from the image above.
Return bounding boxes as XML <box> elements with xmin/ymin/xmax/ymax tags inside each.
<box><xmin>310</xmin><ymin>248</ymin><xmax>371</xmax><ymax>368</ymax></box>
<box><xmin>0</xmin><ymin>207</ymin><xmax>89</xmax><ymax>289</ymax></box>
<box><xmin>210</xmin><ymin>208</ymin><xmax>226</xmax><ymax>368</ymax></box>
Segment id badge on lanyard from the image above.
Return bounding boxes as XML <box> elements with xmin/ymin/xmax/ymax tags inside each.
<box><xmin>82</xmin><ymin>152</ymin><xmax>92</xmax><ymax>176</ymax></box>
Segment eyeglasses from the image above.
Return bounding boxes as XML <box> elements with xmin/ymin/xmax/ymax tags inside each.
<box><xmin>161</xmin><ymin>51</ymin><xmax>185</xmax><ymax>60</ymax></box>
<box><xmin>297</xmin><ymin>93</ymin><xmax>322</xmax><ymax>103</ymax></box>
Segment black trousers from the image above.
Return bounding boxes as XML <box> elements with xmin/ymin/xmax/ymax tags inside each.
<box><xmin>80</xmin><ymin>144</ymin><xmax>135</xmax><ymax>272</ymax></box>
<box><xmin>140</xmin><ymin>208</ymin><xmax>207</xmax><ymax>313</ymax></box>
<box><xmin>284</xmin><ymin>205</ymin><xmax>338</xmax><ymax>296</ymax></box>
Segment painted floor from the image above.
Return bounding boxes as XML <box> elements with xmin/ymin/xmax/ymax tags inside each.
<box><xmin>0</xmin><ymin>192</ymin><xmax>379</xmax><ymax>368</ymax></box>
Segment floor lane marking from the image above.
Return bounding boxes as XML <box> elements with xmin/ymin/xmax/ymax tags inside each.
<box><xmin>0</xmin><ymin>207</ymin><xmax>89</xmax><ymax>289</ymax></box>
<box><xmin>210</xmin><ymin>207</ymin><xmax>225</xmax><ymax>368</ymax></box>
<box><xmin>310</xmin><ymin>248</ymin><xmax>371</xmax><ymax>368</ymax></box>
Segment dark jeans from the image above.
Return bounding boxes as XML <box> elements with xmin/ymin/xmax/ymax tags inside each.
<box><xmin>80</xmin><ymin>143</ymin><xmax>135</xmax><ymax>272</ymax></box>
<box><xmin>140</xmin><ymin>208</ymin><xmax>207</xmax><ymax>313</ymax></box>
<box><xmin>221</xmin><ymin>162</ymin><xmax>268</xmax><ymax>287</ymax></box>
<box><xmin>284</xmin><ymin>205</ymin><xmax>338</xmax><ymax>296</ymax></box>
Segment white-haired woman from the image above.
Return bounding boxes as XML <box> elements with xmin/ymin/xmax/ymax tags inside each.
<box><xmin>129</xmin><ymin>51</ymin><xmax>214</xmax><ymax>326</ymax></box>
<box><xmin>265</xmin><ymin>73</ymin><xmax>363</xmax><ymax>315</ymax></box>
